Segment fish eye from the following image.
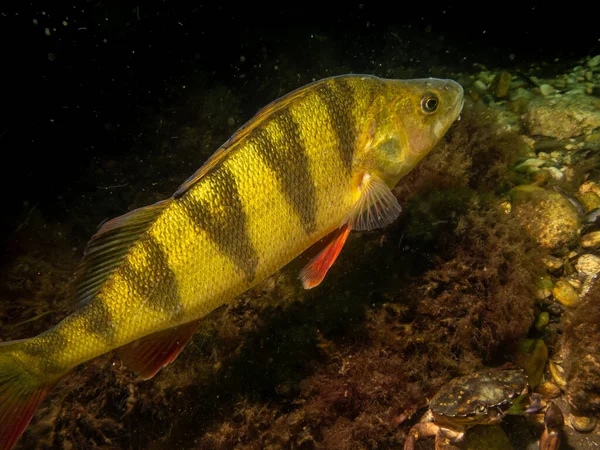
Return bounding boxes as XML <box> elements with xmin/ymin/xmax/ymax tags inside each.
<box><xmin>421</xmin><ymin>94</ymin><xmax>439</xmax><ymax>114</ymax></box>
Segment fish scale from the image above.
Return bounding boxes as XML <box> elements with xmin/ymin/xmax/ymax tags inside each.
<box><xmin>0</xmin><ymin>74</ymin><xmax>464</xmax><ymax>450</ymax></box>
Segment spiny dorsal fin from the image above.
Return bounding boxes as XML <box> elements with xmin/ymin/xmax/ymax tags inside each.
<box><xmin>118</xmin><ymin>319</ymin><xmax>200</xmax><ymax>380</ymax></box>
<box><xmin>174</xmin><ymin>76</ymin><xmax>356</xmax><ymax>198</ymax></box>
<box><xmin>342</xmin><ymin>173</ymin><xmax>402</xmax><ymax>231</ymax></box>
<box><xmin>72</xmin><ymin>199</ymin><xmax>170</xmax><ymax>306</ymax></box>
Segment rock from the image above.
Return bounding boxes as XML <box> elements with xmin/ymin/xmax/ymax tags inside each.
<box><xmin>546</xmin><ymin>167</ymin><xmax>565</xmax><ymax>181</ymax></box>
<box><xmin>561</xmin><ymin>282</ymin><xmax>600</xmax><ymax>414</ymax></box>
<box><xmin>510</xmin><ymin>185</ymin><xmax>581</xmax><ymax>250</ymax></box>
<box><xmin>588</xmin><ymin>55</ymin><xmax>600</xmax><ymax>68</ymax></box>
<box><xmin>576</xmin><ymin>192</ymin><xmax>600</xmax><ymax>213</ymax></box>
<box><xmin>514</xmin><ymin>158</ymin><xmax>546</xmax><ymax>173</ymax></box>
<box><xmin>490</xmin><ymin>71</ymin><xmax>512</xmax><ymax>99</ymax></box>
<box><xmin>576</xmin><ymin>254</ymin><xmax>600</xmax><ymax>279</ymax></box>
<box><xmin>536</xmin><ymin>276</ymin><xmax>553</xmax><ymax>299</ymax></box>
<box><xmin>527</xmin><ymin>95</ymin><xmax>600</xmax><ymax>139</ymax></box>
<box><xmin>542</xmin><ymin>255</ymin><xmax>563</xmax><ymax>271</ymax></box>
<box><xmin>579</xmin><ymin>181</ymin><xmax>600</xmax><ymax>197</ymax></box>
<box><xmin>537</xmin><ymin>381</ymin><xmax>561</xmax><ymax>399</ymax></box>
<box><xmin>552</xmin><ymin>279</ymin><xmax>582</xmax><ymax>307</ymax></box>
<box><xmin>473</xmin><ymin>80</ymin><xmax>487</xmax><ymax>92</ymax></box>
<box><xmin>581</xmin><ymin>231</ymin><xmax>600</xmax><ymax>248</ymax></box>
<box><xmin>540</xmin><ymin>84</ymin><xmax>555</xmax><ymax>96</ymax></box>
<box><xmin>586</xmin><ymin>71</ymin><xmax>593</xmax><ymax>82</ymax></box>
<box><xmin>568</xmin><ymin>411</ymin><xmax>597</xmax><ymax>432</ymax></box>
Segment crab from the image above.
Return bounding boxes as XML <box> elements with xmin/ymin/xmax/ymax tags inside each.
<box><xmin>403</xmin><ymin>368</ymin><xmax>564</xmax><ymax>450</ymax></box>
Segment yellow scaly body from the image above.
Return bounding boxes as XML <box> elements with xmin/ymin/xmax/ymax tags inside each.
<box><xmin>0</xmin><ymin>74</ymin><xmax>464</xmax><ymax>450</ymax></box>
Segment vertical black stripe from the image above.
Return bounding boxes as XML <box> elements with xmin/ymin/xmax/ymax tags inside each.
<box><xmin>253</xmin><ymin>110</ymin><xmax>318</xmax><ymax>235</ymax></box>
<box><xmin>184</xmin><ymin>165</ymin><xmax>259</xmax><ymax>282</ymax></box>
<box><xmin>119</xmin><ymin>234</ymin><xmax>182</xmax><ymax>321</ymax></box>
<box><xmin>315</xmin><ymin>78</ymin><xmax>358</xmax><ymax>173</ymax></box>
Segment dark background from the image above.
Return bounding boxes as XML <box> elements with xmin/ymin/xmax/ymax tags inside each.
<box><xmin>1</xmin><ymin>1</ymin><xmax>598</xmax><ymax>236</ymax></box>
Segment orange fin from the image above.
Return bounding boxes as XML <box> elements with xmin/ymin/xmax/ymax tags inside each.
<box><xmin>0</xmin><ymin>342</ymin><xmax>58</xmax><ymax>450</ymax></box>
<box><xmin>299</xmin><ymin>225</ymin><xmax>351</xmax><ymax>289</ymax></box>
<box><xmin>343</xmin><ymin>172</ymin><xmax>402</xmax><ymax>231</ymax></box>
<box><xmin>118</xmin><ymin>320</ymin><xmax>200</xmax><ymax>380</ymax></box>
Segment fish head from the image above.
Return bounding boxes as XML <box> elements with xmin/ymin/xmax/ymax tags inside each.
<box><xmin>363</xmin><ymin>77</ymin><xmax>464</xmax><ymax>186</ymax></box>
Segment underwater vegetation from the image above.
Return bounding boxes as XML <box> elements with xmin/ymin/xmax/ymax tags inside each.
<box><xmin>2</xmin><ymin>50</ymin><xmax>600</xmax><ymax>449</ymax></box>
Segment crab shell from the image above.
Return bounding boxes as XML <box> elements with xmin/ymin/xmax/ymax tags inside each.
<box><xmin>429</xmin><ymin>369</ymin><xmax>529</xmax><ymax>430</ymax></box>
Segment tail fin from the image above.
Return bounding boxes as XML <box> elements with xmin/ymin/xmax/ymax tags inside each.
<box><xmin>0</xmin><ymin>341</ymin><xmax>57</xmax><ymax>450</ymax></box>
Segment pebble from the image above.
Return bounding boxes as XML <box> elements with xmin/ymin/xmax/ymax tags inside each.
<box><xmin>588</xmin><ymin>55</ymin><xmax>600</xmax><ymax>68</ymax></box>
<box><xmin>510</xmin><ymin>185</ymin><xmax>581</xmax><ymax>250</ymax></box>
<box><xmin>542</xmin><ymin>255</ymin><xmax>563</xmax><ymax>271</ymax></box>
<box><xmin>552</xmin><ymin>279</ymin><xmax>581</xmax><ymax>307</ymax></box>
<box><xmin>473</xmin><ymin>80</ymin><xmax>487</xmax><ymax>92</ymax></box>
<box><xmin>540</xmin><ymin>84</ymin><xmax>555</xmax><ymax>96</ymax></box>
<box><xmin>576</xmin><ymin>192</ymin><xmax>600</xmax><ymax>213</ymax></box>
<box><xmin>537</xmin><ymin>381</ymin><xmax>562</xmax><ymax>399</ymax></box>
<box><xmin>490</xmin><ymin>71</ymin><xmax>512</xmax><ymax>99</ymax></box>
<box><xmin>549</xmin><ymin>360</ymin><xmax>567</xmax><ymax>390</ymax></box>
<box><xmin>546</xmin><ymin>167</ymin><xmax>565</xmax><ymax>181</ymax></box>
<box><xmin>568</xmin><ymin>412</ymin><xmax>597</xmax><ymax>433</ymax></box>
<box><xmin>576</xmin><ymin>254</ymin><xmax>600</xmax><ymax>279</ymax></box>
<box><xmin>581</xmin><ymin>231</ymin><xmax>600</xmax><ymax>248</ymax></box>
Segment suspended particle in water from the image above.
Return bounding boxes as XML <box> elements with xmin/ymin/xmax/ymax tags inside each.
<box><xmin>44</xmin><ymin>27</ymin><xmax>50</xmax><ymax>35</ymax></box>
<box><xmin>48</xmin><ymin>53</ymin><xmax>56</xmax><ymax>61</ymax></box>
<box><xmin>33</xmin><ymin>18</ymin><xmax>38</xmax><ymax>25</ymax></box>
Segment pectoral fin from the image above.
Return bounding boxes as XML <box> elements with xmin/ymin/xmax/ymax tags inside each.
<box><xmin>118</xmin><ymin>319</ymin><xmax>200</xmax><ymax>380</ymax></box>
<box><xmin>299</xmin><ymin>225</ymin><xmax>351</xmax><ymax>289</ymax></box>
<box><xmin>342</xmin><ymin>172</ymin><xmax>402</xmax><ymax>231</ymax></box>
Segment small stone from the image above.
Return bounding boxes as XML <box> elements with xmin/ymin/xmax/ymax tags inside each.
<box><xmin>227</xmin><ymin>117</ymin><xmax>235</xmax><ymax>126</ymax></box>
<box><xmin>473</xmin><ymin>80</ymin><xmax>487</xmax><ymax>92</ymax></box>
<box><xmin>579</xmin><ymin>181</ymin><xmax>600</xmax><ymax>197</ymax></box>
<box><xmin>568</xmin><ymin>277</ymin><xmax>582</xmax><ymax>291</ymax></box>
<box><xmin>588</xmin><ymin>55</ymin><xmax>600</xmax><ymax>68</ymax></box>
<box><xmin>536</xmin><ymin>276</ymin><xmax>554</xmax><ymax>299</ymax></box>
<box><xmin>586</xmin><ymin>71</ymin><xmax>593</xmax><ymax>82</ymax></box>
<box><xmin>546</xmin><ymin>167</ymin><xmax>565</xmax><ymax>181</ymax></box>
<box><xmin>552</xmin><ymin>279</ymin><xmax>582</xmax><ymax>307</ymax></box>
<box><xmin>540</xmin><ymin>84</ymin><xmax>555</xmax><ymax>96</ymax></box>
<box><xmin>510</xmin><ymin>185</ymin><xmax>581</xmax><ymax>250</ymax></box>
<box><xmin>527</xmin><ymin>95</ymin><xmax>600</xmax><ymax>139</ymax></box>
<box><xmin>568</xmin><ymin>412</ymin><xmax>597</xmax><ymax>432</ymax></box>
<box><xmin>490</xmin><ymin>71</ymin><xmax>513</xmax><ymax>99</ymax></box>
<box><xmin>514</xmin><ymin>158</ymin><xmax>546</xmax><ymax>173</ymax></box>
<box><xmin>581</xmin><ymin>231</ymin><xmax>600</xmax><ymax>248</ymax></box>
<box><xmin>535</xmin><ymin>311</ymin><xmax>550</xmax><ymax>330</ymax></box>
<box><xmin>516</xmin><ymin>339</ymin><xmax>548</xmax><ymax>388</ymax></box>
<box><xmin>576</xmin><ymin>192</ymin><xmax>600</xmax><ymax>213</ymax></box>
<box><xmin>538</xmin><ymin>381</ymin><xmax>562</xmax><ymax>399</ymax></box>
<box><xmin>542</xmin><ymin>255</ymin><xmax>563</xmax><ymax>271</ymax></box>
<box><xmin>576</xmin><ymin>254</ymin><xmax>600</xmax><ymax>279</ymax></box>
<box><xmin>585</xmin><ymin>132</ymin><xmax>600</xmax><ymax>144</ymax></box>
<box><xmin>549</xmin><ymin>360</ymin><xmax>567</xmax><ymax>390</ymax></box>
<box><xmin>537</xmin><ymin>151</ymin><xmax>550</xmax><ymax>160</ymax></box>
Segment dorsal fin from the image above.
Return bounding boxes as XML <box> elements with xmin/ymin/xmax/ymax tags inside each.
<box><xmin>72</xmin><ymin>199</ymin><xmax>170</xmax><ymax>305</ymax></box>
<box><xmin>174</xmin><ymin>76</ymin><xmax>350</xmax><ymax>198</ymax></box>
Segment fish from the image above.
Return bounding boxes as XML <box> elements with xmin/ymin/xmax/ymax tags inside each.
<box><xmin>0</xmin><ymin>74</ymin><xmax>464</xmax><ymax>450</ymax></box>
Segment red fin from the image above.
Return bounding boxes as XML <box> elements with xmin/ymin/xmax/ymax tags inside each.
<box><xmin>118</xmin><ymin>320</ymin><xmax>200</xmax><ymax>380</ymax></box>
<box><xmin>299</xmin><ymin>225</ymin><xmax>351</xmax><ymax>289</ymax></box>
<box><xmin>0</xmin><ymin>343</ymin><xmax>57</xmax><ymax>450</ymax></box>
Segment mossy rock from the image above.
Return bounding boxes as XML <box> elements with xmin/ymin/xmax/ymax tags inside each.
<box><xmin>458</xmin><ymin>425</ymin><xmax>514</xmax><ymax>450</ymax></box>
<box><xmin>509</xmin><ymin>185</ymin><xmax>581</xmax><ymax>250</ymax></box>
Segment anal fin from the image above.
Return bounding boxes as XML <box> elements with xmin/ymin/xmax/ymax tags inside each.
<box><xmin>299</xmin><ymin>225</ymin><xmax>351</xmax><ymax>289</ymax></box>
<box><xmin>118</xmin><ymin>320</ymin><xmax>200</xmax><ymax>380</ymax></box>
